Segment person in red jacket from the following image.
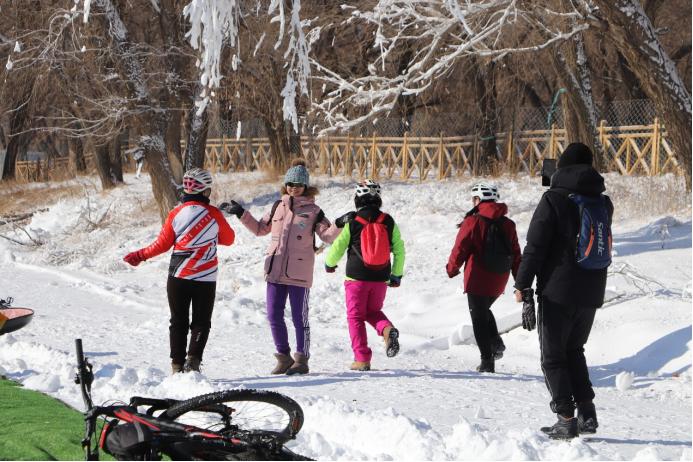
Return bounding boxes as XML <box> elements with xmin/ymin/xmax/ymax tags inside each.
<box><xmin>123</xmin><ymin>168</ymin><xmax>235</xmax><ymax>374</ymax></box>
<box><xmin>446</xmin><ymin>182</ymin><xmax>521</xmax><ymax>373</ymax></box>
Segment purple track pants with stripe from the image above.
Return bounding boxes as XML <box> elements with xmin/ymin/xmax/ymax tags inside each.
<box><xmin>266</xmin><ymin>282</ymin><xmax>310</xmax><ymax>357</ymax></box>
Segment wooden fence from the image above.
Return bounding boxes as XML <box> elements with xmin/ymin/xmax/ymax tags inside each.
<box><xmin>201</xmin><ymin>119</ymin><xmax>680</xmax><ymax>180</ymax></box>
<box><xmin>13</xmin><ymin>119</ymin><xmax>681</xmax><ymax>182</ymax></box>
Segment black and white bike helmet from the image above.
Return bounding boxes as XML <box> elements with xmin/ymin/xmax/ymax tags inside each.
<box><xmin>355</xmin><ymin>179</ymin><xmax>381</xmax><ymax>197</ymax></box>
<box><xmin>183</xmin><ymin>168</ymin><xmax>213</xmax><ymax>193</ymax></box>
<box><xmin>470</xmin><ymin>182</ymin><xmax>499</xmax><ymax>202</ymax></box>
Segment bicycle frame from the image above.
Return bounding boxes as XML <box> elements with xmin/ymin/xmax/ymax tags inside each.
<box><xmin>74</xmin><ymin>339</ymin><xmax>261</xmax><ymax>461</ymax></box>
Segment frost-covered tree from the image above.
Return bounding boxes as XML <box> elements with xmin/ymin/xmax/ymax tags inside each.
<box><xmin>311</xmin><ymin>1</ymin><xmax>591</xmax><ymax>134</ymax></box>
<box><xmin>588</xmin><ymin>0</ymin><xmax>692</xmax><ymax>186</ymax></box>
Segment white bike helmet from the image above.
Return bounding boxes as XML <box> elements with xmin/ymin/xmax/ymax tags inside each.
<box><xmin>471</xmin><ymin>182</ymin><xmax>499</xmax><ymax>202</ymax></box>
<box><xmin>355</xmin><ymin>179</ymin><xmax>382</xmax><ymax>197</ymax></box>
<box><xmin>183</xmin><ymin>168</ymin><xmax>213</xmax><ymax>193</ymax></box>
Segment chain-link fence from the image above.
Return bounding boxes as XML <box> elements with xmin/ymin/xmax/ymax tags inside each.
<box><xmin>213</xmin><ymin>99</ymin><xmax>659</xmax><ymax>140</ymax></box>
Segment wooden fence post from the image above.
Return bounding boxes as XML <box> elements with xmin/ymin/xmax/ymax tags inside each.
<box><xmin>319</xmin><ymin>137</ymin><xmax>326</xmax><ymax>174</ymax></box>
<box><xmin>345</xmin><ymin>133</ymin><xmax>352</xmax><ymax>179</ymax></box>
<box><xmin>401</xmin><ymin>131</ymin><xmax>409</xmax><ymax>180</ymax></box>
<box><xmin>370</xmin><ymin>132</ymin><xmax>378</xmax><ymax>179</ymax></box>
<box><xmin>549</xmin><ymin>123</ymin><xmax>557</xmax><ymax>159</ymax></box>
<box><xmin>652</xmin><ymin>117</ymin><xmax>660</xmax><ymax>175</ymax></box>
<box><xmin>506</xmin><ymin>131</ymin><xmax>514</xmax><ymax>172</ymax></box>
<box><xmin>598</xmin><ymin>120</ymin><xmax>607</xmax><ymax>169</ymax></box>
<box><xmin>438</xmin><ymin>132</ymin><xmax>444</xmax><ymax>180</ymax></box>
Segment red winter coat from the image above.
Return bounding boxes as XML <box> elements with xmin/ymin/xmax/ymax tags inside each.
<box><xmin>446</xmin><ymin>201</ymin><xmax>521</xmax><ymax>297</ymax></box>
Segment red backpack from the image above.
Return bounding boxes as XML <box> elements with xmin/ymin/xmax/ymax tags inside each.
<box><xmin>354</xmin><ymin>213</ymin><xmax>391</xmax><ymax>270</ymax></box>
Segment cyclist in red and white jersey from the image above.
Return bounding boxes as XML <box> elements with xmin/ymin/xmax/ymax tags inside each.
<box><xmin>123</xmin><ymin>168</ymin><xmax>234</xmax><ymax>374</ymax></box>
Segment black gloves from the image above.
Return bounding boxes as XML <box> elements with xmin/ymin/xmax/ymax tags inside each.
<box><xmin>521</xmin><ymin>288</ymin><xmax>536</xmax><ymax>331</ymax></box>
<box><xmin>219</xmin><ymin>200</ymin><xmax>244</xmax><ymax>218</ymax></box>
<box><xmin>325</xmin><ymin>264</ymin><xmax>336</xmax><ymax>273</ymax></box>
<box><xmin>335</xmin><ymin>211</ymin><xmax>356</xmax><ymax>228</ymax></box>
<box><xmin>388</xmin><ymin>275</ymin><xmax>402</xmax><ymax>288</ymax></box>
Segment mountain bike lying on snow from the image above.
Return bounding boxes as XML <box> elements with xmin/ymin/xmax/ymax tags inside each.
<box><xmin>74</xmin><ymin>339</ymin><xmax>311</xmax><ymax>460</ymax></box>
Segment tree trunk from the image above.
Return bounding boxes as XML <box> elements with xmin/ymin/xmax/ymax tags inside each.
<box><xmin>94</xmin><ymin>141</ymin><xmax>116</xmax><ymax>189</ymax></box>
<box><xmin>3</xmin><ymin>132</ymin><xmax>30</xmax><ymax>181</ymax></box>
<box><xmin>68</xmin><ymin>137</ymin><xmax>86</xmax><ymax>173</ymax></box>
<box><xmin>139</xmin><ymin>112</ymin><xmax>179</xmax><ymax>220</ymax></box>
<box><xmin>472</xmin><ymin>60</ymin><xmax>498</xmax><ymax>175</ymax></box>
<box><xmin>93</xmin><ymin>0</ymin><xmax>179</xmax><ymax>221</ymax></box>
<box><xmin>184</xmin><ymin>100</ymin><xmax>210</xmax><ymax>171</ymax></box>
<box><xmin>265</xmin><ymin>118</ymin><xmax>291</xmax><ymax>173</ymax></box>
<box><xmin>166</xmin><ymin>109</ymin><xmax>184</xmax><ymax>182</ymax></box>
<box><xmin>591</xmin><ymin>0</ymin><xmax>692</xmax><ymax>186</ymax></box>
<box><xmin>110</xmin><ymin>137</ymin><xmax>124</xmax><ymax>183</ymax></box>
<box><xmin>552</xmin><ymin>31</ymin><xmax>605</xmax><ymax>171</ymax></box>
<box><xmin>2</xmin><ymin>87</ymin><xmax>32</xmax><ymax>180</ymax></box>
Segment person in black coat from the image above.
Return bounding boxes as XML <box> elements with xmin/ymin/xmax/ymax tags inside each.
<box><xmin>514</xmin><ymin>143</ymin><xmax>613</xmax><ymax>439</ymax></box>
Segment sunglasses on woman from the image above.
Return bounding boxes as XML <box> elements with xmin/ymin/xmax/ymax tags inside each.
<box><xmin>286</xmin><ymin>182</ymin><xmax>305</xmax><ymax>188</ymax></box>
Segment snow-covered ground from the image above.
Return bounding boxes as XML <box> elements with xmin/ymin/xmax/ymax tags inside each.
<box><xmin>1</xmin><ymin>172</ymin><xmax>691</xmax><ymax>460</ymax></box>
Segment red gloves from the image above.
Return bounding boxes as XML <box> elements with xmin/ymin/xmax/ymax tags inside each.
<box><xmin>123</xmin><ymin>250</ymin><xmax>146</xmax><ymax>267</ymax></box>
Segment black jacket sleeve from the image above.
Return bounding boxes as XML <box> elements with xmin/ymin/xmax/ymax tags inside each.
<box><xmin>514</xmin><ymin>193</ymin><xmax>557</xmax><ymax>290</ymax></box>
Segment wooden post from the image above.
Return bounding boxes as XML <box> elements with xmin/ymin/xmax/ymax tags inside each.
<box><xmin>549</xmin><ymin>123</ymin><xmax>557</xmax><ymax>159</ymax></box>
<box><xmin>418</xmin><ymin>136</ymin><xmax>424</xmax><ymax>182</ymax></box>
<box><xmin>401</xmin><ymin>131</ymin><xmax>409</xmax><ymax>180</ymax></box>
<box><xmin>652</xmin><ymin>117</ymin><xmax>660</xmax><ymax>175</ymax></box>
<box><xmin>598</xmin><ymin>120</ymin><xmax>607</xmax><ymax>169</ymax></box>
<box><xmin>438</xmin><ymin>132</ymin><xmax>444</xmax><ymax>180</ymax></box>
<box><xmin>506</xmin><ymin>131</ymin><xmax>514</xmax><ymax>172</ymax></box>
<box><xmin>472</xmin><ymin>134</ymin><xmax>479</xmax><ymax>177</ymax></box>
<box><xmin>370</xmin><ymin>133</ymin><xmax>378</xmax><ymax>180</ymax></box>
<box><xmin>345</xmin><ymin>133</ymin><xmax>352</xmax><ymax>179</ymax></box>
<box><xmin>245</xmin><ymin>137</ymin><xmax>252</xmax><ymax>171</ymax></box>
<box><xmin>319</xmin><ymin>137</ymin><xmax>326</xmax><ymax>174</ymax></box>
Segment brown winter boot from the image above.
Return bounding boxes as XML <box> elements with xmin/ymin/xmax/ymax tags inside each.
<box><xmin>382</xmin><ymin>326</ymin><xmax>400</xmax><ymax>358</ymax></box>
<box><xmin>184</xmin><ymin>356</ymin><xmax>201</xmax><ymax>373</ymax></box>
<box><xmin>271</xmin><ymin>353</ymin><xmax>294</xmax><ymax>374</ymax></box>
<box><xmin>350</xmin><ymin>361</ymin><xmax>371</xmax><ymax>371</ymax></box>
<box><xmin>171</xmin><ymin>362</ymin><xmax>184</xmax><ymax>374</ymax></box>
<box><xmin>286</xmin><ymin>352</ymin><xmax>309</xmax><ymax>375</ymax></box>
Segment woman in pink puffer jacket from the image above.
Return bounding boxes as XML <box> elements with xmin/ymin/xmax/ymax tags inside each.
<box><xmin>222</xmin><ymin>160</ymin><xmax>340</xmax><ymax>375</ymax></box>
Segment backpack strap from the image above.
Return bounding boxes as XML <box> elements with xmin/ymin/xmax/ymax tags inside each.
<box><xmin>264</xmin><ymin>199</ymin><xmax>282</xmax><ymax>225</ymax></box>
<box><xmin>354</xmin><ymin>215</ymin><xmax>369</xmax><ymax>226</ymax></box>
<box><xmin>355</xmin><ymin>213</ymin><xmax>387</xmax><ymax>225</ymax></box>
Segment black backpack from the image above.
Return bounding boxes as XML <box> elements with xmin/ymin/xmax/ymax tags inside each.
<box><xmin>478</xmin><ymin>216</ymin><xmax>513</xmax><ymax>274</ymax></box>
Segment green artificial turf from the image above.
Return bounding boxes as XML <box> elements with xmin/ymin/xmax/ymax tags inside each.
<box><xmin>0</xmin><ymin>378</ymin><xmax>112</xmax><ymax>461</ymax></box>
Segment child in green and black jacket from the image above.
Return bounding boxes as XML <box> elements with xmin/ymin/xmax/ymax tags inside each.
<box><xmin>325</xmin><ymin>180</ymin><xmax>405</xmax><ymax>371</ymax></box>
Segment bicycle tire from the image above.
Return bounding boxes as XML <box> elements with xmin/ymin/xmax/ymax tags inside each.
<box><xmin>161</xmin><ymin>389</ymin><xmax>304</xmax><ymax>442</ymax></box>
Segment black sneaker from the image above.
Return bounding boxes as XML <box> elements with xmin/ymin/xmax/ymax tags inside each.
<box><xmin>541</xmin><ymin>415</ymin><xmax>578</xmax><ymax>440</ymax></box>
<box><xmin>492</xmin><ymin>336</ymin><xmax>506</xmax><ymax>360</ymax></box>
<box><xmin>384</xmin><ymin>327</ymin><xmax>400</xmax><ymax>358</ymax></box>
<box><xmin>577</xmin><ymin>402</ymin><xmax>598</xmax><ymax>434</ymax></box>
<box><xmin>475</xmin><ymin>356</ymin><xmax>495</xmax><ymax>373</ymax></box>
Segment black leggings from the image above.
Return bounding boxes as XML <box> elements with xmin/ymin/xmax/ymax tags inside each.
<box><xmin>167</xmin><ymin>276</ymin><xmax>216</xmax><ymax>365</ymax></box>
<box><xmin>467</xmin><ymin>293</ymin><xmax>500</xmax><ymax>358</ymax></box>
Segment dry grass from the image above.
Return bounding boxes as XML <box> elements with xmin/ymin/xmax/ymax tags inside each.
<box><xmin>607</xmin><ymin>174</ymin><xmax>691</xmax><ymax>221</ymax></box>
<box><xmin>0</xmin><ymin>180</ymin><xmax>96</xmax><ymax>217</ymax></box>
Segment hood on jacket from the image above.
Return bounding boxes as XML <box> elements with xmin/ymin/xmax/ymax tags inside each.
<box><xmin>356</xmin><ymin>205</ymin><xmax>382</xmax><ymax>221</ymax></box>
<box><xmin>282</xmin><ymin>193</ymin><xmax>315</xmax><ymax>210</ymax></box>
<box><xmin>477</xmin><ymin>201</ymin><xmax>508</xmax><ymax>220</ymax></box>
<box><xmin>550</xmin><ymin>164</ymin><xmax>606</xmax><ymax>196</ymax></box>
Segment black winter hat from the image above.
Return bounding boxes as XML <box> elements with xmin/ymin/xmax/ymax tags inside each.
<box><xmin>558</xmin><ymin>142</ymin><xmax>593</xmax><ymax>168</ymax></box>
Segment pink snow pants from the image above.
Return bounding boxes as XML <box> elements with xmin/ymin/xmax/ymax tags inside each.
<box><xmin>344</xmin><ymin>280</ymin><xmax>393</xmax><ymax>362</ymax></box>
